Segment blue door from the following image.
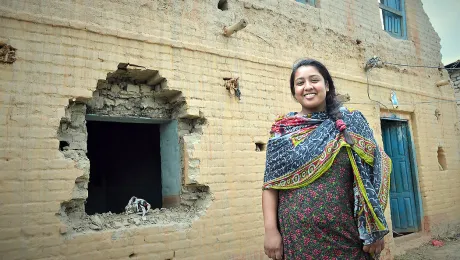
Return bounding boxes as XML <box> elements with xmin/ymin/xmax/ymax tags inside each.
<box><xmin>381</xmin><ymin>120</ymin><xmax>419</xmax><ymax>233</ymax></box>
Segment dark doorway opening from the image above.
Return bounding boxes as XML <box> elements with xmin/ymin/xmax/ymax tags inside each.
<box><xmin>85</xmin><ymin>120</ymin><xmax>162</xmax><ymax>215</ymax></box>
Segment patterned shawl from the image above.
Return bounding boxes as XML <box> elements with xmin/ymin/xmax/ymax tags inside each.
<box><xmin>263</xmin><ymin>109</ymin><xmax>392</xmax><ymax>246</ymax></box>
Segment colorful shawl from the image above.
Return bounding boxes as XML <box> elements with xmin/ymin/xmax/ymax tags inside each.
<box><xmin>263</xmin><ymin>109</ymin><xmax>392</xmax><ymax>246</ymax></box>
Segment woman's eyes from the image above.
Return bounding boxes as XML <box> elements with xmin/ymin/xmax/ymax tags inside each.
<box><xmin>296</xmin><ymin>79</ymin><xmax>320</xmax><ymax>86</ymax></box>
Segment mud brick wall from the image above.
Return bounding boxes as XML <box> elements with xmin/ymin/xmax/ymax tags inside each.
<box><xmin>1</xmin><ymin>0</ymin><xmax>459</xmax><ymax>259</ymax></box>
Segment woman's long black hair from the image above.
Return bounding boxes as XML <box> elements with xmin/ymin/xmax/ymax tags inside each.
<box><xmin>290</xmin><ymin>58</ymin><xmax>354</xmax><ymax>145</ymax></box>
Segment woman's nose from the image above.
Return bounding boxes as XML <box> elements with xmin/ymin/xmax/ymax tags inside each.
<box><xmin>303</xmin><ymin>82</ymin><xmax>313</xmax><ymax>90</ymax></box>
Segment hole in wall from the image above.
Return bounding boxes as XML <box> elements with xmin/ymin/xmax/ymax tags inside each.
<box><xmin>437</xmin><ymin>146</ymin><xmax>447</xmax><ymax>171</ymax></box>
<box><xmin>255</xmin><ymin>142</ymin><xmax>266</xmax><ymax>152</ymax></box>
<box><xmin>223</xmin><ymin>77</ymin><xmax>241</xmax><ymax>100</ymax></box>
<box><xmin>129</xmin><ymin>253</ymin><xmax>136</xmax><ymax>258</ymax></box>
<box><xmin>336</xmin><ymin>93</ymin><xmax>350</xmax><ymax>103</ymax></box>
<box><xmin>56</xmin><ymin>64</ymin><xmax>212</xmax><ymax>235</ymax></box>
<box><xmin>218</xmin><ymin>0</ymin><xmax>228</xmax><ymax>10</ymax></box>
<box><xmin>59</xmin><ymin>141</ymin><xmax>70</xmax><ymax>151</ymax></box>
<box><xmin>435</xmin><ymin>109</ymin><xmax>441</xmax><ymax>121</ymax></box>
<box><xmin>0</xmin><ymin>42</ymin><xmax>17</xmax><ymax>64</ymax></box>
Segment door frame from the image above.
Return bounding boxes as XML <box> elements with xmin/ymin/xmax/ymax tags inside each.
<box><xmin>86</xmin><ymin>114</ymin><xmax>182</xmax><ymax>208</ymax></box>
<box><xmin>381</xmin><ymin>116</ymin><xmax>423</xmax><ymax>233</ymax></box>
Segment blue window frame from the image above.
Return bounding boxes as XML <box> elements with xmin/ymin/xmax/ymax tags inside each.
<box><xmin>296</xmin><ymin>0</ymin><xmax>316</xmax><ymax>6</ymax></box>
<box><xmin>379</xmin><ymin>0</ymin><xmax>407</xmax><ymax>39</ymax></box>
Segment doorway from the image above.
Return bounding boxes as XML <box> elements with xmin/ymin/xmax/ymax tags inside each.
<box><xmin>381</xmin><ymin>119</ymin><xmax>421</xmax><ymax>236</ymax></box>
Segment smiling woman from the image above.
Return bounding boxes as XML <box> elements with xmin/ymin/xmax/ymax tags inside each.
<box><xmin>292</xmin><ymin>66</ymin><xmax>329</xmax><ymax>114</ymax></box>
<box><xmin>289</xmin><ymin>59</ymin><xmax>354</xmax><ymax>144</ymax></box>
<box><xmin>262</xmin><ymin>58</ymin><xmax>392</xmax><ymax>260</ymax></box>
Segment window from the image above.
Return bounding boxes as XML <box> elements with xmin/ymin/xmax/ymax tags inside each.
<box><xmin>85</xmin><ymin>120</ymin><xmax>163</xmax><ymax>214</ymax></box>
<box><xmin>296</xmin><ymin>0</ymin><xmax>316</xmax><ymax>6</ymax></box>
<box><xmin>379</xmin><ymin>0</ymin><xmax>407</xmax><ymax>38</ymax></box>
<box><xmin>83</xmin><ymin>117</ymin><xmax>183</xmax><ymax>215</ymax></box>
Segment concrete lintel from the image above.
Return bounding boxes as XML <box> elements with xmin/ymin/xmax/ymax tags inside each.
<box><xmin>85</xmin><ymin>114</ymin><xmax>171</xmax><ymax>124</ymax></box>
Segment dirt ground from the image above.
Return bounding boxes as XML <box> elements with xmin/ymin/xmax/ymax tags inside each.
<box><xmin>395</xmin><ymin>235</ymin><xmax>460</xmax><ymax>260</ymax></box>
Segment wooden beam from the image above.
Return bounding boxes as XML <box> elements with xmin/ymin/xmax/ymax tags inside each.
<box><xmin>223</xmin><ymin>19</ymin><xmax>247</xmax><ymax>37</ymax></box>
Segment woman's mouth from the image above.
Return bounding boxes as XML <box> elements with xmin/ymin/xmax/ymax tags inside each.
<box><xmin>303</xmin><ymin>93</ymin><xmax>317</xmax><ymax>100</ymax></box>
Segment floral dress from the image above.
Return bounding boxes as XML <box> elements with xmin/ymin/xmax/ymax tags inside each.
<box><xmin>278</xmin><ymin>148</ymin><xmax>371</xmax><ymax>260</ymax></box>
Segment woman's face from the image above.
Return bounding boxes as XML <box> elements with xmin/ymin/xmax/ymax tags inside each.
<box><xmin>293</xmin><ymin>65</ymin><xmax>329</xmax><ymax>115</ymax></box>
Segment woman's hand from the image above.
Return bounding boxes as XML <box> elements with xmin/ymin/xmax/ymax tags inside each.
<box><xmin>264</xmin><ymin>228</ymin><xmax>283</xmax><ymax>260</ymax></box>
<box><xmin>262</xmin><ymin>189</ymin><xmax>282</xmax><ymax>259</ymax></box>
<box><xmin>363</xmin><ymin>239</ymin><xmax>384</xmax><ymax>254</ymax></box>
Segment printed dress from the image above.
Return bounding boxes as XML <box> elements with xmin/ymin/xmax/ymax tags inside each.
<box><xmin>278</xmin><ymin>148</ymin><xmax>371</xmax><ymax>260</ymax></box>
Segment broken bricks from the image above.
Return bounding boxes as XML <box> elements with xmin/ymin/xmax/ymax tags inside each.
<box><xmin>223</xmin><ymin>77</ymin><xmax>241</xmax><ymax>100</ymax></box>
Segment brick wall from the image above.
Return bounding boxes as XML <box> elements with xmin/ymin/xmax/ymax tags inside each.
<box><xmin>0</xmin><ymin>0</ymin><xmax>459</xmax><ymax>259</ymax></box>
<box><xmin>448</xmin><ymin>69</ymin><xmax>460</xmax><ymax>123</ymax></box>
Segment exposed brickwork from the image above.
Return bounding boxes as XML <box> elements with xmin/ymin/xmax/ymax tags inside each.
<box><xmin>0</xmin><ymin>0</ymin><xmax>459</xmax><ymax>259</ymax></box>
<box><xmin>448</xmin><ymin>68</ymin><xmax>460</xmax><ymax>123</ymax></box>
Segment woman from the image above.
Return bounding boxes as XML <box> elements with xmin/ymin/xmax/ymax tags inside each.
<box><xmin>262</xmin><ymin>59</ymin><xmax>392</xmax><ymax>260</ymax></box>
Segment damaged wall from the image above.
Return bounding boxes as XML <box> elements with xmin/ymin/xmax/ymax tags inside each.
<box><xmin>57</xmin><ymin>67</ymin><xmax>211</xmax><ymax>234</ymax></box>
<box><xmin>447</xmin><ymin>67</ymin><xmax>460</xmax><ymax>123</ymax></box>
<box><xmin>0</xmin><ymin>0</ymin><xmax>459</xmax><ymax>259</ymax></box>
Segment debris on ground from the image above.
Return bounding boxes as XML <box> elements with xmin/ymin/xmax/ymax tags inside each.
<box><xmin>62</xmin><ymin>205</ymin><xmax>206</xmax><ymax>235</ymax></box>
<box><xmin>431</xmin><ymin>239</ymin><xmax>444</xmax><ymax>247</ymax></box>
<box><xmin>57</xmin><ymin>187</ymin><xmax>212</xmax><ymax>236</ymax></box>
